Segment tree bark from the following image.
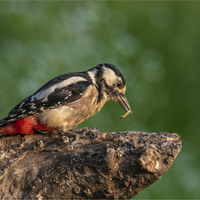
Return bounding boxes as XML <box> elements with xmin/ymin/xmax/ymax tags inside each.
<box><xmin>0</xmin><ymin>128</ymin><xmax>182</xmax><ymax>199</ymax></box>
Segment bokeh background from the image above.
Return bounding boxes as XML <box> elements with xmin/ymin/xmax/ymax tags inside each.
<box><xmin>0</xmin><ymin>2</ymin><xmax>199</xmax><ymax>199</ymax></box>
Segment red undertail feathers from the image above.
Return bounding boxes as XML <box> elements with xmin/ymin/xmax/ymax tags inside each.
<box><xmin>0</xmin><ymin>116</ymin><xmax>53</xmax><ymax>135</ymax></box>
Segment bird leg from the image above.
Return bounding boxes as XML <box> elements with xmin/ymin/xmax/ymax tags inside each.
<box><xmin>65</xmin><ymin>127</ymin><xmax>89</xmax><ymax>150</ymax></box>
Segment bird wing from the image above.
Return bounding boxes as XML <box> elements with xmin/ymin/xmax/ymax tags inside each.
<box><xmin>0</xmin><ymin>75</ymin><xmax>92</xmax><ymax>127</ymax></box>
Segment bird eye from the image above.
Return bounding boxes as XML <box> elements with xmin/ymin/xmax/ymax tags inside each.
<box><xmin>117</xmin><ymin>81</ymin><xmax>123</xmax><ymax>88</ymax></box>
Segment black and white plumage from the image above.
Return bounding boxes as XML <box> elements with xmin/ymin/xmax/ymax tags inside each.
<box><xmin>0</xmin><ymin>63</ymin><xmax>131</xmax><ymax>136</ymax></box>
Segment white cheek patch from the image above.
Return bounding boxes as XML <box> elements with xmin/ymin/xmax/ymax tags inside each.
<box><xmin>102</xmin><ymin>66</ymin><xmax>117</xmax><ymax>86</ymax></box>
<box><xmin>35</xmin><ymin>76</ymin><xmax>86</xmax><ymax>102</ymax></box>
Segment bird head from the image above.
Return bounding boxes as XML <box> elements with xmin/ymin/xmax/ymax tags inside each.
<box><xmin>89</xmin><ymin>63</ymin><xmax>132</xmax><ymax>118</ymax></box>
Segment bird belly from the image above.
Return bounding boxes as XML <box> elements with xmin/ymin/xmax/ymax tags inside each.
<box><xmin>36</xmin><ymin>102</ymin><xmax>97</xmax><ymax>132</ymax></box>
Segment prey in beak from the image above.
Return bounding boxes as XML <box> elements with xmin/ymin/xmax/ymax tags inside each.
<box><xmin>116</xmin><ymin>92</ymin><xmax>132</xmax><ymax>119</ymax></box>
<box><xmin>100</xmin><ymin>64</ymin><xmax>131</xmax><ymax>119</ymax></box>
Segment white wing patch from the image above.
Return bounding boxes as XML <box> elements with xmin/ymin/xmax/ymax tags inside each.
<box><xmin>18</xmin><ymin>101</ymin><xmax>25</xmax><ymax>109</ymax></box>
<box><xmin>64</xmin><ymin>93</ymin><xmax>72</xmax><ymax>100</ymax></box>
<box><xmin>35</xmin><ymin>76</ymin><xmax>86</xmax><ymax>102</ymax></box>
<box><xmin>30</xmin><ymin>103</ymin><xmax>36</xmax><ymax>109</ymax></box>
<box><xmin>88</xmin><ymin>69</ymin><xmax>97</xmax><ymax>86</ymax></box>
<box><xmin>9</xmin><ymin>113</ymin><xmax>17</xmax><ymax>118</ymax></box>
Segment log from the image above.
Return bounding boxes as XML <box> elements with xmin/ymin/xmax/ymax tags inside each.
<box><xmin>0</xmin><ymin>128</ymin><xmax>182</xmax><ymax>199</ymax></box>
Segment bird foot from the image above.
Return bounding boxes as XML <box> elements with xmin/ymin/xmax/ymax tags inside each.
<box><xmin>67</xmin><ymin>127</ymin><xmax>89</xmax><ymax>150</ymax></box>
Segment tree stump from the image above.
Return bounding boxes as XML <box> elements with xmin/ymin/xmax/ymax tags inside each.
<box><xmin>0</xmin><ymin>128</ymin><xmax>182</xmax><ymax>199</ymax></box>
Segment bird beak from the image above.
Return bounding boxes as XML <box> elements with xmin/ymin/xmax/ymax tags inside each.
<box><xmin>117</xmin><ymin>92</ymin><xmax>132</xmax><ymax>119</ymax></box>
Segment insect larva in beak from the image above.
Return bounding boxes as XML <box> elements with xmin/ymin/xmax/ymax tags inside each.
<box><xmin>120</xmin><ymin>110</ymin><xmax>131</xmax><ymax>119</ymax></box>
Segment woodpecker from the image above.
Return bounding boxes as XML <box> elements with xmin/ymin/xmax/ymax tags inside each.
<box><xmin>0</xmin><ymin>63</ymin><xmax>131</xmax><ymax>138</ymax></box>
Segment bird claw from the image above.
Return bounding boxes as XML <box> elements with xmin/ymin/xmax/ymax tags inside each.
<box><xmin>70</xmin><ymin>134</ymin><xmax>80</xmax><ymax>150</ymax></box>
<box><xmin>67</xmin><ymin>127</ymin><xmax>89</xmax><ymax>150</ymax></box>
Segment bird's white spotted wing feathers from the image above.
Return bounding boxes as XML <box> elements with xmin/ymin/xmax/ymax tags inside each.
<box><xmin>0</xmin><ymin>74</ymin><xmax>92</xmax><ymax>127</ymax></box>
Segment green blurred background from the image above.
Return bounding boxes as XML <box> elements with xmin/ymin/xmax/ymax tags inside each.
<box><xmin>0</xmin><ymin>2</ymin><xmax>199</xmax><ymax>199</ymax></box>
